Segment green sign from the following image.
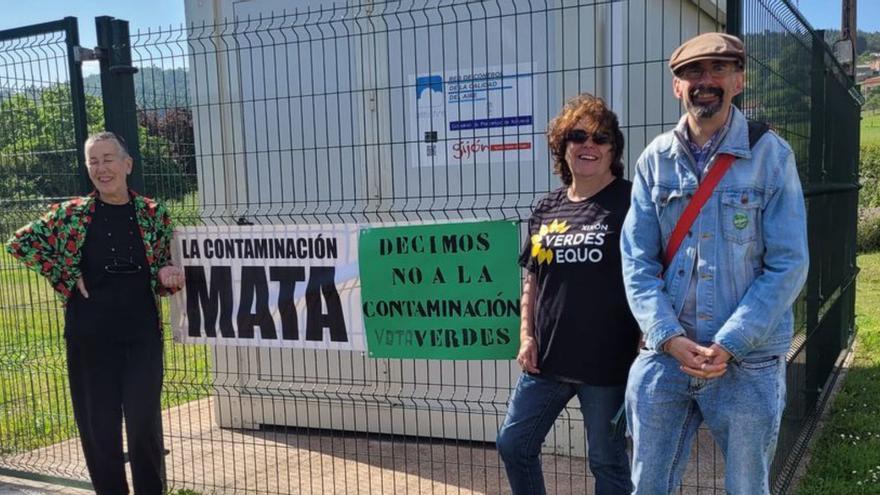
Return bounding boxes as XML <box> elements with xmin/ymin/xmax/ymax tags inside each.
<box><xmin>359</xmin><ymin>220</ymin><xmax>521</xmax><ymax>359</ymax></box>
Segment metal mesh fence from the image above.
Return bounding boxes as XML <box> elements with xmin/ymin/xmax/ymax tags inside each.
<box><xmin>0</xmin><ymin>19</ymin><xmax>85</xmax><ymax>486</ymax></box>
<box><xmin>0</xmin><ymin>0</ymin><xmax>862</xmax><ymax>493</ymax></box>
<box><xmin>0</xmin><ymin>32</ymin><xmax>80</xmax><ymax>205</ymax></box>
<box><xmin>738</xmin><ymin>1</ymin><xmax>861</xmax><ymax>491</ymax></box>
<box><xmin>129</xmin><ymin>2</ymin><xmax>730</xmax><ymax>492</ymax></box>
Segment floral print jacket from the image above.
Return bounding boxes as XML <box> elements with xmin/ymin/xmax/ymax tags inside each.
<box><xmin>4</xmin><ymin>190</ymin><xmax>180</xmax><ymax>305</ymax></box>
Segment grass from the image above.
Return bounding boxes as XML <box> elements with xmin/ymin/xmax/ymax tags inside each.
<box><xmin>0</xmin><ymin>249</ymin><xmax>212</xmax><ymax>455</ymax></box>
<box><xmin>795</xmin><ymin>252</ymin><xmax>880</xmax><ymax>494</ymax></box>
<box><xmin>163</xmin><ymin>190</ymin><xmax>202</xmax><ymax>227</ymax></box>
<box><xmin>864</xmin><ymin>112</ymin><xmax>880</xmax><ymax>146</ymax></box>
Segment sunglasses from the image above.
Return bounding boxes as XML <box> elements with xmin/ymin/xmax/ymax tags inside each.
<box><xmin>104</xmin><ymin>257</ymin><xmax>143</xmax><ymax>275</ymax></box>
<box><xmin>566</xmin><ymin>129</ymin><xmax>611</xmax><ymax>145</ymax></box>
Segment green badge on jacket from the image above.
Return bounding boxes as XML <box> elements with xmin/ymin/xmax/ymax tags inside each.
<box><xmin>733</xmin><ymin>212</ymin><xmax>749</xmax><ymax>230</ymax></box>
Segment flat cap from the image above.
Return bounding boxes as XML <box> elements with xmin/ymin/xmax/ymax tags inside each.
<box><xmin>669</xmin><ymin>32</ymin><xmax>745</xmax><ymax>73</ymax></box>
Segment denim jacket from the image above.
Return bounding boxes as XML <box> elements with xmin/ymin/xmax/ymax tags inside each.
<box><xmin>621</xmin><ymin>107</ymin><xmax>809</xmax><ymax>362</ymax></box>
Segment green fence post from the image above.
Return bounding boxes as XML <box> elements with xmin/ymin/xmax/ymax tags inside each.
<box><xmin>725</xmin><ymin>0</ymin><xmax>741</xmax><ymax>37</ymax></box>
<box><xmin>804</xmin><ymin>30</ymin><xmax>827</xmax><ymax>410</ymax></box>
<box><xmin>95</xmin><ymin>16</ymin><xmax>143</xmax><ymax>192</ymax></box>
<box><xmin>62</xmin><ymin>17</ymin><xmax>91</xmax><ymax>195</ymax></box>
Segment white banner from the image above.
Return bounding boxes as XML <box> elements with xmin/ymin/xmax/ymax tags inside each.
<box><xmin>169</xmin><ymin>224</ymin><xmax>365</xmax><ymax>350</ymax></box>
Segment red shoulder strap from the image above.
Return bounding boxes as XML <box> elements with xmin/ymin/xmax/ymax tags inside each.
<box><xmin>663</xmin><ymin>153</ymin><xmax>737</xmax><ymax>268</ymax></box>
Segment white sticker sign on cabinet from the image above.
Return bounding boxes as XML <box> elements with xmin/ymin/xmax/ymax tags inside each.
<box><xmin>410</xmin><ymin>63</ymin><xmax>535</xmax><ymax>167</ymax></box>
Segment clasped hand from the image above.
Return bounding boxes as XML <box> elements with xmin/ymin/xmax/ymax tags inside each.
<box><xmin>664</xmin><ymin>336</ymin><xmax>731</xmax><ymax>379</ymax></box>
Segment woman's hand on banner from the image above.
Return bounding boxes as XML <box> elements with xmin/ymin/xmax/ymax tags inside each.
<box><xmin>159</xmin><ymin>266</ymin><xmax>186</xmax><ymax>289</ymax></box>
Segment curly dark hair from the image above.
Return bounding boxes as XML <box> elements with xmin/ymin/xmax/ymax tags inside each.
<box><xmin>546</xmin><ymin>93</ymin><xmax>625</xmax><ymax>185</ymax></box>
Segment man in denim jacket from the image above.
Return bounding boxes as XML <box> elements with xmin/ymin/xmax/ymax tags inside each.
<box><xmin>621</xmin><ymin>33</ymin><xmax>809</xmax><ymax>494</ymax></box>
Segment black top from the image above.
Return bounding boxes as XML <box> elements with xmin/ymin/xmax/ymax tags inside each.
<box><xmin>65</xmin><ymin>199</ymin><xmax>158</xmax><ymax>342</ymax></box>
<box><xmin>519</xmin><ymin>178</ymin><xmax>640</xmax><ymax>385</ymax></box>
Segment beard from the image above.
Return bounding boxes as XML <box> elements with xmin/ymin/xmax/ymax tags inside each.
<box><xmin>685</xmin><ymin>85</ymin><xmax>724</xmax><ymax>119</ymax></box>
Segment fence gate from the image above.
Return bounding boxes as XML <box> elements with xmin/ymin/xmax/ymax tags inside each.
<box><xmin>0</xmin><ymin>17</ymin><xmax>92</xmax><ymax>489</ymax></box>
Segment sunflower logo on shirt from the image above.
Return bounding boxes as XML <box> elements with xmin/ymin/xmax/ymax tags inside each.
<box><xmin>531</xmin><ymin>219</ymin><xmax>570</xmax><ymax>264</ymax></box>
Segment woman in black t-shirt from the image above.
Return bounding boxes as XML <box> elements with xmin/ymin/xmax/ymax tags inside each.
<box><xmin>496</xmin><ymin>94</ymin><xmax>640</xmax><ymax>495</ymax></box>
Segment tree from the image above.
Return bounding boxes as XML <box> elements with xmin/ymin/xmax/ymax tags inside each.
<box><xmin>137</xmin><ymin>107</ymin><xmax>198</xmax><ymax>201</ymax></box>
<box><xmin>742</xmin><ymin>31</ymin><xmax>812</xmax><ymax>160</ymax></box>
<box><xmin>0</xmin><ymin>86</ymin><xmax>103</xmax><ymax>200</ymax></box>
<box><xmin>824</xmin><ymin>30</ymin><xmax>880</xmax><ymax>56</ymax></box>
<box><xmin>0</xmin><ymin>84</ymin><xmax>195</xmax><ymax>202</ymax></box>
<box><xmin>138</xmin><ymin>107</ymin><xmax>196</xmax><ymax>175</ymax></box>
<box><xmin>83</xmin><ymin>66</ymin><xmax>190</xmax><ymax>109</ymax></box>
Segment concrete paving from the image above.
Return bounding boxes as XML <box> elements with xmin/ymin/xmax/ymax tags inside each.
<box><xmin>1</xmin><ymin>397</ymin><xmax>726</xmax><ymax>494</ymax></box>
<box><xmin>0</xmin><ymin>475</ymin><xmax>90</xmax><ymax>495</ymax></box>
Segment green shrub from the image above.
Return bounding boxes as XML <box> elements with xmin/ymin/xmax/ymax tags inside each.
<box><xmin>860</xmin><ymin>143</ymin><xmax>880</xmax><ymax>209</ymax></box>
<box><xmin>858</xmin><ymin>208</ymin><xmax>880</xmax><ymax>253</ymax></box>
<box><xmin>0</xmin><ymin>85</ymin><xmax>195</xmax><ymax>203</ymax></box>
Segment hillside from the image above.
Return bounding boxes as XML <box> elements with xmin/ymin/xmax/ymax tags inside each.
<box><xmin>84</xmin><ymin>66</ymin><xmax>190</xmax><ymax>110</ymax></box>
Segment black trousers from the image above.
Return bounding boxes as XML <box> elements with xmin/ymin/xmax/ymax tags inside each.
<box><xmin>66</xmin><ymin>336</ymin><xmax>165</xmax><ymax>495</ymax></box>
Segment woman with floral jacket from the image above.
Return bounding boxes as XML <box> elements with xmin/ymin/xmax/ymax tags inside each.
<box><xmin>5</xmin><ymin>132</ymin><xmax>185</xmax><ymax>495</ymax></box>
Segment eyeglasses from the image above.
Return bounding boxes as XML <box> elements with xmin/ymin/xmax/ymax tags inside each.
<box><xmin>104</xmin><ymin>257</ymin><xmax>143</xmax><ymax>275</ymax></box>
<box><xmin>566</xmin><ymin>129</ymin><xmax>611</xmax><ymax>145</ymax></box>
<box><xmin>676</xmin><ymin>62</ymin><xmax>739</xmax><ymax>81</ymax></box>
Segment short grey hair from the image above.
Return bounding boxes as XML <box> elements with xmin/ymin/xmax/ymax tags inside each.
<box><xmin>84</xmin><ymin>132</ymin><xmax>131</xmax><ymax>159</ymax></box>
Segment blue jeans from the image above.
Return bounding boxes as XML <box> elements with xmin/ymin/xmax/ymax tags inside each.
<box><xmin>497</xmin><ymin>373</ymin><xmax>632</xmax><ymax>495</ymax></box>
<box><xmin>626</xmin><ymin>350</ymin><xmax>786</xmax><ymax>494</ymax></box>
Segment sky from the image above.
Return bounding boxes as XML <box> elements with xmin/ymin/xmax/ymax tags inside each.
<box><xmin>0</xmin><ymin>0</ymin><xmax>877</xmax><ymax>68</ymax></box>
<box><xmin>1</xmin><ymin>0</ymin><xmax>878</xmax><ymax>42</ymax></box>
<box><xmin>793</xmin><ymin>0</ymin><xmax>880</xmax><ymax>32</ymax></box>
<box><xmin>0</xmin><ymin>0</ymin><xmax>186</xmax><ymax>77</ymax></box>
<box><xmin>0</xmin><ymin>0</ymin><xmax>187</xmax><ymax>49</ymax></box>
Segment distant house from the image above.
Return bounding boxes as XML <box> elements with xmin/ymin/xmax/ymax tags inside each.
<box><xmin>863</xmin><ymin>76</ymin><xmax>880</xmax><ymax>94</ymax></box>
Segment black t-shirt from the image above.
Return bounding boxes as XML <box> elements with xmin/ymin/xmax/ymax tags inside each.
<box><xmin>65</xmin><ymin>199</ymin><xmax>159</xmax><ymax>342</ymax></box>
<box><xmin>518</xmin><ymin>178</ymin><xmax>640</xmax><ymax>385</ymax></box>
